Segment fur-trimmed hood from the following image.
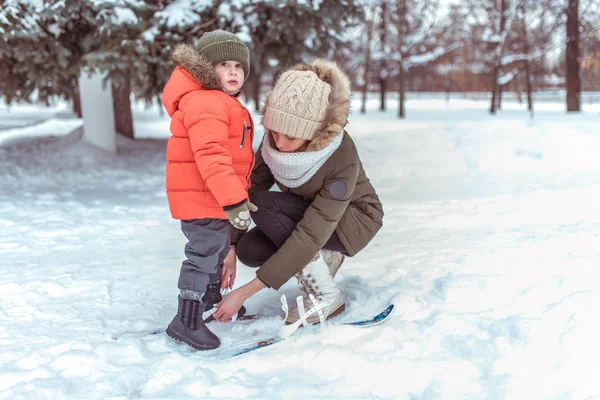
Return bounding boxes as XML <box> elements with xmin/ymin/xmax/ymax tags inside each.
<box><xmin>172</xmin><ymin>43</ymin><xmax>222</xmax><ymax>90</ymax></box>
<box><xmin>262</xmin><ymin>59</ymin><xmax>352</xmax><ymax>151</ymax></box>
<box><xmin>163</xmin><ymin>44</ymin><xmax>234</xmax><ymax>117</ymax></box>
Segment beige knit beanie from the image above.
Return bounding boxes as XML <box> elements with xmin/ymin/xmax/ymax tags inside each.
<box><xmin>262</xmin><ymin>70</ymin><xmax>331</xmax><ymax>141</ymax></box>
<box><xmin>196</xmin><ymin>30</ymin><xmax>250</xmax><ymax>78</ymax></box>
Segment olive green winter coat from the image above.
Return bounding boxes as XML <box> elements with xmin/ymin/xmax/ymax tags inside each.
<box><xmin>234</xmin><ymin>60</ymin><xmax>383</xmax><ymax>290</ymax></box>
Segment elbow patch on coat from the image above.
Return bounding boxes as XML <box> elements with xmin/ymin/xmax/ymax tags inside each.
<box><xmin>329</xmin><ymin>180</ymin><xmax>347</xmax><ymax>199</ymax></box>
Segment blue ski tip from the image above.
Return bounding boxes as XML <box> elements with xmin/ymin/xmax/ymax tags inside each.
<box><xmin>342</xmin><ymin>303</ymin><xmax>395</xmax><ymax>327</ymax></box>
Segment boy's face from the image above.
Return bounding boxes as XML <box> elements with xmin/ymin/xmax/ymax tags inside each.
<box><xmin>215</xmin><ymin>61</ymin><xmax>245</xmax><ymax>93</ymax></box>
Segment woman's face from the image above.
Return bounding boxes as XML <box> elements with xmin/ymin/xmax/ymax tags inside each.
<box><xmin>270</xmin><ymin>131</ymin><xmax>309</xmax><ymax>153</ymax></box>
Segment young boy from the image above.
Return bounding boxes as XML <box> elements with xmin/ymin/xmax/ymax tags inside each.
<box><xmin>161</xmin><ymin>30</ymin><xmax>255</xmax><ymax>350</ymax></box>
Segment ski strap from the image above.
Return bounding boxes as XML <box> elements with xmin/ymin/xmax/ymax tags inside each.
<box><xmin>296</xmin><ymin>296</ymin><xmax>306</xmax><ymax>327</ymax></box>
<box><xmin>308</xmin><ymin>294</ymin><xmax>325</xmax><ymax>330</ymax></box>
<box><xmin>280</xmin><ymin>294</ymin><xmax>289</xmax><ymax>322</ymax></box>
<box><xmin>279</xmin><ymin>294</ymin><xmax>326</xmax><ymax>340</ymax></box>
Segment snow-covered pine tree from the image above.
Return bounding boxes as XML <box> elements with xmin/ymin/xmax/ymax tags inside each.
<box><xmin>90</xmin><ymin>0</ymin><xmax>229</xmax><ymax>119</ymax></box>
<box><xmin>0</xmin><ymin>0</ymin><xmax>117</xmax><ymax>116</ymax></box>
<box><xmin>0</xmin><ymin>1</ymin><xmax>78</xmax><ymax>108</ymax></box>
<box><xmin>231</xmin><ymin>0</ymin><xmax>361</xmax><ymax>111</ymax></box>
<box><xmin>1</xmin><ymin>0</ymin><xmax>232</xmax><ymax>138</ymax></box>
<box><xmin>87</xmin><ymin>0</ymin><xmax>226</xmax><ymax>138</ymax></box>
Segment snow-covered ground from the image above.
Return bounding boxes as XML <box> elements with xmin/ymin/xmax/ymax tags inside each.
<box><xmin>1</xmin><ymin>95</ymin><xmax>599</xmax><ymax>399</ymax></box>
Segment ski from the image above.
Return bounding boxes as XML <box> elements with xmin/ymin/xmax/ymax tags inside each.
<box><xmin>111</xmin><ymin>314</ymin><xmax>261</xmax><ymax>340</ymax></box>
<box><xmin>111</xmin><ymin>304</ymin><xmax>395</xmax><ymax>350</ymax></box>
<box><xmin>225</xmin><ymin>303</ymin><xmax>395</xmax><ymax>359</ymax></box>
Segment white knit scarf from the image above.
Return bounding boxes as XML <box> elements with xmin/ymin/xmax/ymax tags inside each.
<box><xmin>261</xmin><ymin>132</ymin><xmax>343</xmax><ymax>188</ymax></box>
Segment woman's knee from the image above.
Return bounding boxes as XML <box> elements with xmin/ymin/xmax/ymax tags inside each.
<box><xmin>249</xmin><ymin>191</ymin><xmax>284</xmax><ymax>225</ymax></box>
<box><xmin>236</xmin><ymin>239</ymin><xmax>258</xmax><ymax>268</ymax></box>
<box><xmin>249</xmin><ymin>191</ymin><xmax>280</xmax><ymax>211</ymax></box>
<box><xmin>250</xmin><ymin>191</ymin><xmax>309</xmax><ymax>217</ymax></box>
<box><xmin>237</xmin><ymin>228</ymin><xmax>276</xmax><ymax>268</ymax></box>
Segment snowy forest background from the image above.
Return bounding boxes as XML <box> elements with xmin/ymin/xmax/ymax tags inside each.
<box><xmin>1</xmin><ymin>0</ymin><xmax>600</xmax><ymax>137</ymax></box>
<box><xmin>2</xmin><ymin>2</ymin><xmax>600</xmax><ymax>398</ymax></box>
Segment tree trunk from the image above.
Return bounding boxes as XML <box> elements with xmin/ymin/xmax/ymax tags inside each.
<box><xmin>252</xmin><ymin>53</ymin><xmax>267</xmax><ymax>112</ymax></box>
<box><xmin>252</xmin><ymin>76</ymin><xmax>261</xmax><ymax>113</ymax></box>
<box><xmin>566</xmin><ymin>0</ymin><xmax>581</xmax><ymax>112</ymax></box>
<box><xmin>398</xmin><ymin>60</ymin><xmax>405</xmax><ymax>118</ymax></box>
<box><xmin>490</xmin><ymin>0</ymin><xmax>508</xmax><ymax>115</ymax></box>
<box><xmin>520</xmin><ymin>6</ymin><xmax>534</xmax><ymax>113</ymax></box>
<box><xmin>525</xmin><ymin>65</ymin><xmax>533</xmax><ymax>113</ymax></box>
<box><xmin>112</xmin><ymin>81</ymin><xmax>134</xmax><ymax>139</ymax></box>
<box><xmin>156</xmin><ymin>93</ymin><xmax>164</xmax><ymax>117</ymax></box>
<box><xmin>490</xmin><ymin>66</ymin><xmax>499</xmax><ymax>114</ymax></box>
<box><xmin>498</xmin><ymin>84</ymin><xmax>503</xmax><ymax>110</ymax></box>
<box><xmin>513</xmin><ymin>78</ymin><xmax>523</xmax><ymax>104</ymax></box>
<box><xmin>72</xmin><ymin>78</ymin><xmax>82</xmax><ymax>118</ymax></box>
<box><xmin>361</xmin><ymin>11</ymin><xmax>375</xmax><ymax>114</ymax></box>
<box><xmin>379</xmin><ymin>73</ymin><xmax>387</xmax><ymax>112</ymax></box>
<box><xmin>360</xmin><ymin>66</ymin><xmax>370</xmax><ymax>114</ymax></box>
<box><xmin>397</xmin><ymin>0</ymin><xmax>407</xmax><ymax>118</ymax></box>
<box><xmin>379</xmin><ymin>0</ymin><xmax>388</xmax><ymax>112</ymax></box>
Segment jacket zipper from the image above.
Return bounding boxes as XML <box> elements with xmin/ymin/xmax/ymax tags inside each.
<box><xmin>240</xmin><ymin>107</ymin><xmax>255</xmax><ymax>185</ymax></box>
<box><xmin>240</xmin><ymin>120</ymin><xmax>247</xmax><ymax>149</ymax></box>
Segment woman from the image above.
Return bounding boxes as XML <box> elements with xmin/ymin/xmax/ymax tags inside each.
<box><xmin>212</xmin><ymin>59</ymin><xmax>384</xmax><ymax>325</ymax></box>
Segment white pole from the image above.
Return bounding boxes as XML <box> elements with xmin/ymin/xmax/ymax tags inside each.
<box><xmin>78</xmin><ymin>69</ymin><xmax>117</xmax><ymax>153</ymax></box>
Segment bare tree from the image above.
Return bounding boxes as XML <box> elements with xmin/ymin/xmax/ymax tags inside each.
<box><xmin>555</xmin><ymin>0</ymin><xmax>599</xmax><ymax>110</ymax></box>
<box><xmin>388</xmin><ymin>0</ymin><xmax>440</xmax><ymax>118</ymax></box>
<box><xmin>394</xmin><ymin>0</ymin><xmax>409</xmax><ymax>118</ymax></box>
<box><xmin>378</xmin><ymin>0</ymin><xmax>389</xmax><ymax>111</ymax></box>
<box><xmin>489</xmin><ymin>0</ymin><xmax>517</xmax><ymax>114</ymax></box>
<box><xmin>580</xmin><ymin>1</ymin><xmax>600</xmax><ymax>92</ymax></box>
<box><xmin>519</xmin><ymin>2</ymin><xmax>534</xmax><ymax>113</ymax></box>
<box><xmin>516</xmin><ymin>0</ymin><xmax>563</xmax><ymax>110</ymax></box>
<box><xmin>361</xmin><ymin>5</ymin><xmax>377</xmax><ymax>114</ymax></box>
<box><xmin>566</xmin><ymin>0</ymin><xmax>581</xmax><ymax>111</ymax></box>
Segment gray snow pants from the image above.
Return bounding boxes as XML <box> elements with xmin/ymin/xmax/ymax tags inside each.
<box><xmin>177</xmin><ymin>218</ymin><xmax>230</xmax><ymax>296</ymax></box>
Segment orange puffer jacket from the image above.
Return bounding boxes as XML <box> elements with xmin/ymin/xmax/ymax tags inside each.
<box><xmin>162</xmin><ymin>44</ymin><xmax>255</xmax><ymax>220</ymax></box>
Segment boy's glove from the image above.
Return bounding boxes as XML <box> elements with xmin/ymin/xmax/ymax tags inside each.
<box><xmin>224</xmin><ymin>201</ymin><xmax>257</xmax><ymax>230</ymax></box>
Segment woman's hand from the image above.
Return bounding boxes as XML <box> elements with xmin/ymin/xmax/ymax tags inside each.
<box><xmin>221</xmin><ymin>246</ymin><xmax>237</xmax><ymax>289</ymax></box>
<box><xmin>213</xmin><ymin>278</ymin><xmax>268</xmax><ymax>322</ymax></box>
<box><xmin>213</xmin><ymin>287</ymin><xmax>246</xmax><ymax>322</ymax></box>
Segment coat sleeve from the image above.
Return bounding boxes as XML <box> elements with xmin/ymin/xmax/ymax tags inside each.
<box><xmin>256</xmin><ymin>160</ymin><xmax>360</xmax><ymax>290</ymax></box>
<box><xmin>182</xmin><ymin>93</ymin><xmax>247</xmax><ymax>207</ymax></box>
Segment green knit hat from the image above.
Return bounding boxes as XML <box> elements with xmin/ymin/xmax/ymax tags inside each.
<box><xmin>196</xmin><ymin>30</ymin><xmax>250</xmax><ymax>78</ymax></box>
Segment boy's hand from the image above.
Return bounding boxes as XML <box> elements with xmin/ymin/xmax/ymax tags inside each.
<box><xmin>224</xmin><ymin>201</ymin><xmax>257</xmax><ymax>230</ymax></box>
<box><xmin>221</xmin><ymin>246</ymin><xmax>237</xmax><ymax>289</ymax></box>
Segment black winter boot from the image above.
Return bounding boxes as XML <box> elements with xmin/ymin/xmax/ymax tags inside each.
<box><xmin>166</xmin><ymin>296</ymin><xmax>221</xmax><ymax>350</ymax></box>
<box><xmin>202</xmin><ymin>281</ymin><xmax>247</xmax><ymax>323</ymax></box>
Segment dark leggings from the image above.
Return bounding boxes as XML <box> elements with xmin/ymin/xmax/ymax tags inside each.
<box><xmin>237</xmin><ymin>191</ymin><xmax>347</xmax><ymax>268</ymax></box>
